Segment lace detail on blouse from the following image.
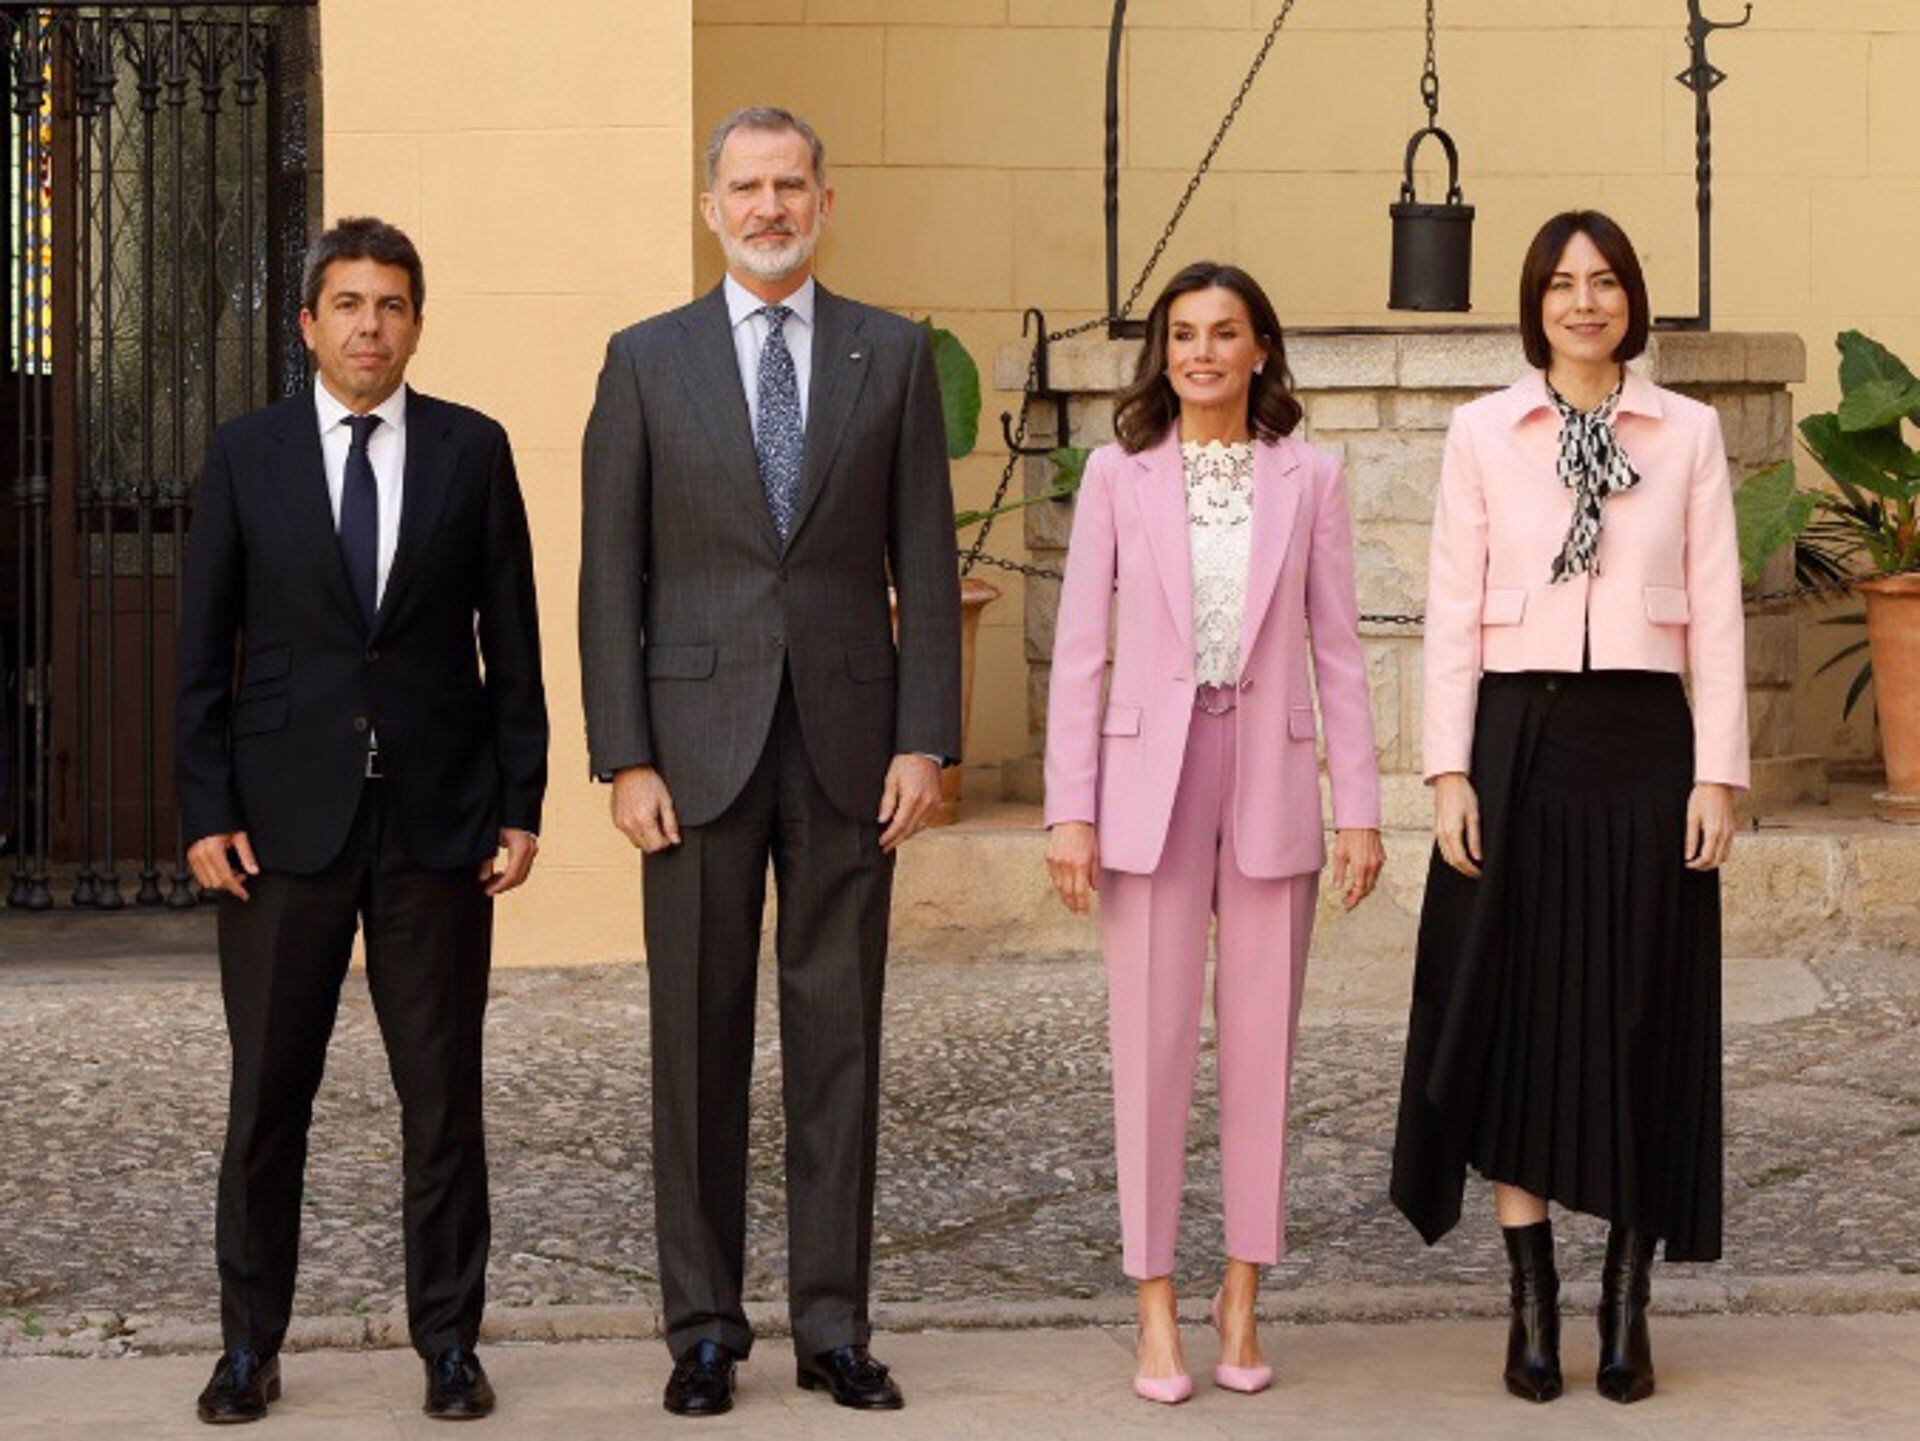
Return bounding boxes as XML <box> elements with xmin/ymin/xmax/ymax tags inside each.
<box><xmin>1183</xmin><ymin>439</ymin><xmax>1255</xmax><ymax>687</ymax></box>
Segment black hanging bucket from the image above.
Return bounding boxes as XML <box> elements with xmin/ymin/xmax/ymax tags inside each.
<box><xmin>1389</xmin><ymin>125</ymin><xmax>1475</xmax><ymax>312</ymax></box>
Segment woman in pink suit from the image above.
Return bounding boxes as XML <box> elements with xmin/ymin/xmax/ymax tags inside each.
<box><xmin>1044</xmin><ymin>262</ymin><xmax>1384</xmax><ymax>1403</ymax></box>
<box><xmin>1391</xmin><ymin>212</ymin><xmax>1747</xmax><ymax>1408</ymax></box>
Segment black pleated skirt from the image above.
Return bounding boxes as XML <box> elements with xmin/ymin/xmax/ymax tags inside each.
<box><xmin>1390</xmin><ymin>670</ymin><xmax>1723</xmax><ymax>1262</ymax></box>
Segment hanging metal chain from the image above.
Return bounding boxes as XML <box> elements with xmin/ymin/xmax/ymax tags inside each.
<box><xmin>1420</xmin><ymin>0</ymin><xmax>1440</xmax><ymax>125</ymax></box>
<box><xmin>961</xmin><ymin>2</ymin><xmax>1302</xmax><ymax>579</ymax></box>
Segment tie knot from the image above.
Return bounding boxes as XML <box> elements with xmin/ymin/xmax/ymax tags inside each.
<box><xmin>345</xmin><ymin>413</ymin><xmax>382</xmax><ymax>450</ymax></box>
<box><xmin>758</xmin><ymin>304</ymin><xmax>792</xmax><ymax>334</ymax></box>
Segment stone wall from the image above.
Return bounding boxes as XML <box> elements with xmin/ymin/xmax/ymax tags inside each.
<box><xmin>997</xmin><ymin>328</ymin><xmax>1817</xmax><ymax>823</ymax></box>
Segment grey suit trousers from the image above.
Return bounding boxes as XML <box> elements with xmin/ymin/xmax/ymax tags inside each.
<box><xmin>644</xmin><ymin>673</ymin><xmax>894</xmax><ymax>1361</ymax></box>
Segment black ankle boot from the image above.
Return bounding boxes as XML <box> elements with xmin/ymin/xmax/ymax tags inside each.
<box><xmin>1502</xmin><ymin>1220</ymin><xmax>1563</xmax><ymax>1403</ymax></box>
<box><xmin>1597</xmin><ymin>1224</ymin><xmax>1657</xmax><ymax>1403</ymax></box>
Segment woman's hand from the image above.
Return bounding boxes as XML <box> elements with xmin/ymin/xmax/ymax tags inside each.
<box><xmin>1046</xmin><ymin>822</ymin><xmax>1100</xmax><ymax>914</ymax></box>
<box><xmin>1432</xmin><ymin>772</ymin><xmax>1483</xmax><ymax>879</ymax></box>
<box><xmin>1331</xmin><ymin>828</ymin><xmax>1385</xmax><ymax>911</ymax></box>
<box><xmin>1685</xmin><ymin>782</ymin><xmax>1736</xmax><ymax>870</ymax></box>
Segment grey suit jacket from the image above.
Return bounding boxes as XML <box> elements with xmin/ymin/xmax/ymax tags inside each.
<box><xmin>579</xmin><ymin>283</ymin><xmax>963</xmax><ymax>827</ymax></box>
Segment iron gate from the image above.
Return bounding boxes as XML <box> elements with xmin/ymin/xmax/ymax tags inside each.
<box><xmin>3</xmin><ymin>1</ymin><xmax>317</xmax><ymax>911</ymax></box>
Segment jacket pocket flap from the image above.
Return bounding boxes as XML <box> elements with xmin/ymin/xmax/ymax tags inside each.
<box><xmin>846</xmin><ymin>643</ymin><xmax>897</xmax><ymax>683</ymax></box>
<box><xmin>1483</xmin><ymin>587</ymin><xmax>1528</xmax><ymax>626</ymax></box>
<box><xmin>646</xmin><ymin>644</ymin><xmax>717</xmax><ymax>679</ymax></box>
<box><xmin>1100</xmin><ymin>705</ymin><xmax>1142</xmax><ymax>737</ymax></box>
<box><xmin>230</xmin><ymin>695</ymin><xmax>289</xmax><ymax>738</ymax></box>
<box><xmin>1644</xmin><ymin>585</ymin><xmax>1691</xmax><ymax>624</ymax></box>
<box><xmin>241</xmin><ymin>642</ymin><xmax>290</xmax><ymax>684</ymax></box>
<box><xmin>1289</xmin><ymin>705</ymin><xmax>1317</xmax><ymax>740</ymax></box>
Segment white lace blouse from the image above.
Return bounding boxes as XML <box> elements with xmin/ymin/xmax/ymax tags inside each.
<box><xmin>1182</xmin><ymin>439</ymin><xmax>1255</xmax><ymax>687</ymax></box>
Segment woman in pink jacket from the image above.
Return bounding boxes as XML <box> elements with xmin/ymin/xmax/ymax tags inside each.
<box><xmin>1391</xmin><ymin>212</ymin><xmax>1747</xmax><ymax>1408</ymax></box>
<box><xmin>1044</xmin><ymin>262</ymin><xmax>1384</xmax><ymax>1403</ymax></box>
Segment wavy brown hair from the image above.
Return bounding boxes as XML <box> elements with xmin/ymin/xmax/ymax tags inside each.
<box><xmin>1113</xmin><ymin>261</ymin><xmax>1302</xmax><ymax>454</ymax></box>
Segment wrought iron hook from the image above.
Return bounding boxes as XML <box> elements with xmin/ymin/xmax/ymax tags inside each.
<box><xmin>1000</xmin><ymin>308</ymin><xmax>1074</xmax><ymax>458</ymax></box>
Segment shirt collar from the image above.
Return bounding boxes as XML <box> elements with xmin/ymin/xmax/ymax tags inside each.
<box><xmin>724</xmin><ymin>272</ymin><xmax>816</xmax><ymax>332</ymax></box>
<box><xmin>1503</xmin><ymin>367</ymin><xmax>1663</xmax><ymax>426</ymax></box>
<box><xmin>314</xmin><ymin>377</ymin><xmax>408</xmax><ymax>436</ymax></box>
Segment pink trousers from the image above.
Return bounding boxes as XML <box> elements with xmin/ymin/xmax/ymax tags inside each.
<box><xmin>1098</xmin><ymin>699</ymin><xmax>1319</xmax><ymax>1280</ymax></box>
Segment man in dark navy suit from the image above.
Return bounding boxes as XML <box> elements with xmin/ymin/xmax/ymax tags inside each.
<box><xmin>176</xmin><ymin>217</ymin><xmax>546</xmax><ymax>1425</ymax></box>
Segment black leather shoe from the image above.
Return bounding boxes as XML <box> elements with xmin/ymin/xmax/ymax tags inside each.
<box><xmin>1502</xmin><ymin>1220</ymin><xmax>1564</xmax><ymax>1403</ymax></box>
<box><xmin>196</xmin><ymin>1350</ymin><xmax>280</xmax><ymax>1425</ymax></box>
<box><xmin>664</xmin><ymin>1340</ymin><xmax>737</xmax><ymax>1417</ymax></box>
<box><xmin>796</xmin><ymin>1345</ymin><xmax>904</xmax><ymax>1410</ymax></box>
<box><xmin>423</xmin><ymin>1346</ymin><xmax>496</xmax><ymax>1421</ymax></box>
<box><xmin>1597</xmin><ymin>1225</ymin><xmax>1657</xmax><ymax>1404</ymax></box>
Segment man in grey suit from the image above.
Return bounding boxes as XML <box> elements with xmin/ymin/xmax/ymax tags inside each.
<box><xmin>579</xmin><ymin>106</ymin><xmax>961</xmax><ymax>1417</ymax></box>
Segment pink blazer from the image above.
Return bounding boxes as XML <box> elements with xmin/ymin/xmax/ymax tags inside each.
<box><xmin>1044</xmin><ymin>430</ymin><xmax>1381</xmax><ymax>878</ymax></box>
<box><xmin>1421</xmin><ymin>371</ymin><xmax>1750</xmax><ymax>789</ymax></box>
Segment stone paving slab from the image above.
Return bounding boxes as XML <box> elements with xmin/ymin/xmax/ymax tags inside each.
<box><xmin>1</xmin><ymin>940</ymin><xmax>1917</xmax><ymax>1360</ymax></box>
<box><xmin>6</xmin><ymin>1315</ymin><xmax>1920</xmax><ymax>1441</ymax></box>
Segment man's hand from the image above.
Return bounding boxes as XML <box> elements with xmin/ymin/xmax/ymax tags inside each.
<box><xmin>1330</xmin><ymin>828</ymin><xmax>1385</xmax><ymax>912</ymax></box>
<box><xmin>188</xmin><ymin>830</ymin><xmax>259</xmax><ymax>901</ymax></box>
<box><xmin>480</xmin><ymin>828</ymin><xmax>538</xmax><ymax>896</ymax></box>
<box><xmin>1045</xmin><ymin>821</ymin><xmax>1100</xmax><ymax>915</ymax></box>
<box><xmin>1432</xmin><ymin>772</ymin><xmax>1483</xmax><ymax>879</ymax></box>
<box><xmin>1685</xmin><ymin>782</ymin><xmax>1736</xmax><ymax>871</ymax></box>
<box><xmin>611</xmin><ymin>766</ymin><xmax>680</xmax><ymax>853</ymax></box>
<box><xmin>877</xmin><ymin>753</ymin><xmax>942</xmax><ymax>851</ymax></box>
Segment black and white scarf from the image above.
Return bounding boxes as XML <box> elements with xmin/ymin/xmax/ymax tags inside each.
<box><xmin>1547</xmin><ymin>379</ymin><xmax>1641</xmax><ymax>584</ymax></box>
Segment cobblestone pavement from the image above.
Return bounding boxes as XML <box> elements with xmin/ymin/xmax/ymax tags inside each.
<box><xmin>1</xmin><ymin>915</ymin><xmax>1917</xmax><ymax>1357</ymax></box>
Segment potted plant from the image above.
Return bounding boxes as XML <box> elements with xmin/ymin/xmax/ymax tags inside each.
<box><xmin>1735</xmin><ymin>330</ymin><xmax>1920</xmax><ymax>822</ymax></box>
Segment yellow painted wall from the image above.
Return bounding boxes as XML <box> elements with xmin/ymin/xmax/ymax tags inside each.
<box><xmin>321</xmin><ymin>0</ymin><xmax>695</xmax><ymax>964</ymax></box>
<box><xmin>695</xmin><ymin>0</ymin><xmax>1913</xmax><ymax>769</ymax></box>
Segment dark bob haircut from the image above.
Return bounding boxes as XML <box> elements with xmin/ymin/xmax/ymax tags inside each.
<box><xmin>1517</xmin><ymin>210</ymin><xmax>1649</xmax><ymax>370</ymax></box>
<box><xmin>301</xmin><ymin>216</ymin><xmax>426</xmax><ymax>317</ymax></box>
<box><xmin>1113</xmin><ymin>261</ymin><xmax>1302</xmax><ymax>454</ymax></box>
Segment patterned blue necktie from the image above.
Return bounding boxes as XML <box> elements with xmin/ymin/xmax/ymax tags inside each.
<box><xmin>754</xmin><ymin>304</ymin><xmax>804</xmax><ymax>541</ymax></box>
<box><xmin>339</xmin><ymin>413</ymin><xmax>381</xmax><ymax>629</ymax></box>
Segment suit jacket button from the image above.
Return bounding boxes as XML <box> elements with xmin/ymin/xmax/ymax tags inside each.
<box><xmin>352</xmin><ymin>716</ymin><xmax>370</xmax><ymax>733</ymax></box>
<box><xmin>364</xmin><ymin>648</ymin><xmax>380</xmax><ymax>664</ymax></box>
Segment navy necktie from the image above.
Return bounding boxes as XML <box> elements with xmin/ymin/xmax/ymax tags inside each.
<box><xmin>754</xmin><ymin>305</ymin><xmax>804</xmax><ymax>541</ymax></box>
<box><xmin>339</xmin><ymin>413</ymin><xmax>381</xmax><ymax>629</ymax></box>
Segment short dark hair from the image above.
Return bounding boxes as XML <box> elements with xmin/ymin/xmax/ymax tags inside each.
<box><xmin>1113</xmin><ymin>261</ymin><xmax>1302</xmax><ymax>454</ymax></box>
<box><xmin>301</xmin><ymin>216</ymin><xmax>425</xmax><ymax>316</ymax></box>
<box><xmin>1517</xmin><ymin>210</ymin><xmax>1649</xmax><ymax>370</ymax></box>
<box><xmin>704</xmin><ymin>105</ymin><xmax>828</xmax><ymax>188</ymax></box>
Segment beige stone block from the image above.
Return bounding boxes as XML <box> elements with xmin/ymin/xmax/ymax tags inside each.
<box><xmin>1342</xmin><ymin>432</ymin><xmax>1445</xmax><ymax>524</ymax></box>
<box><xmin>1743</xmin><ymin>755</ymin><xmax>1830</xmax><ymax>815</ymax></box>
<box><xmin>1870</xmin><ymin>34</ymin><xmax>1920</xmax><ymax>178</ymax></box>
<box><xmin>1024</xmin><ymin>570</ymin><xmax>1063</xmax><ymax>665</ymax></box>
<box><xmin>1128</xmin><ymin>30</ymin><xmax>1422</xmax><ymax>176</ymax></box>
<box><xmin>1017</xmin><ymin>335</ymin><xmax>1138</xmax><ymax>392</ymax></box>
<box><xmin>1645</xmin><ymin>330</ymin><xmax>1752</xmax><ymax>385</ymax></box>
<box><xmin>1396</xmin><ymin>331</ymin><xmax>1530</xmax><ymax>390</ymax></box>
<box><xmin>1746</xmin><ymin>335</ymin><xmax>1809</xmax><ymax>388</ymax></box>
<box><xmin>692</xmin><ymin>24</ymin><xmax>886</xmax><ymax>170</ymax></box>
<box><xmin>1696</xmin><ymin>30</ymin><xmax>1868</xmax><ymax>180</ymax></box>
<box><xmin>969</xmin><ymin>622</ymin><xmax>1031</xmax><ymax>765</ymax></box>
<box><xmin>322</xmin><ymin>132</ymin><xmax>424</xmax><ymax>242</ymax></box>
<box><xmin>890</xmin><ymin>822</ymin><xmax>1093</xmax><ymax>965</ymax></box>
<box><xmin>1026</xmin><ymin>663</ymin><xmax>1050</xmax><ymax>738</ymax></box>
<box><xmin>1383</xmin><ymin>390</ymin><xmax>1477</xmax><ymax>431</ymax></box>
<box><xmin>419</xmin><ymin>128</ymin><xmax>692</xmax><ymax>301</ymax></box>
<box><xmin>1748</xmin><ymin>685</ymin><xmax>1796</xmax><ymax>759</ymax></box>
<box><xmin>1115</xmin><ymin>169</ymin><xmax>1242</xmax><ymax>317</ymax></box>
<box><xmin>325</xmin><ymin>0</ymin><xmax>691</xmax><ymax>133</ymax></box>
<box><xmin>1841</xmin><ymin>837</ymin><xmax>1920</xmax><ymax>950</ymax></box>
<box><xmin>1304</xmin><ymin>391</ymin><xmax>1381</xmax><ymax>432</ymax></box>
<box><xmin>1765</xmin><ymin>391</ymin><xmax>1796</xmax><ymax>461</ymax></box>
<box><xmin>1010</xmin><ymin>170</ymin><xmax>1107</xmax><ymax>315</ymax></box>
<box><xmin>1364</xmin><ymin>640</ymin><xmax>1404</xmax><ymax>770</ymax></box>
<box><xmin>1706</xmin><ymin>178</ymin><xmax>1813</xmax><ymax>324</ymax></box>
<box><xmin>1288</xmin><ymin>333</ymin><xmax>1398</xmax><ymax>390</ymax></box>
<box><xmin>1746</xmin><ymin>615</ymin><xmax>1798</xmax><ymax>689</ymax></box>
<box><xmin>811</xmin><ymin>0</ymin><xmax>1010</xmax><ymax>23</ymax></box>
<box><xmin>696</xmin><ymin>0</ymin><xmax>805</xmax><ymax>20</ymax></box>
<box><xmin>1350</xmin><ymin>523</ymin><xmax>1429</xmax><ymax>619</ymax></box>
<box><xmin>817</xmin><ymin>167</ymin><xmax>1013</xmax><ymax>309</ymax></box>
<box><xmin>883</xmin><ymin>27</ymin><xmax>1107</xmax><ymax>168</ymax></box>
<box><xmin>1022</xmin><ymin>476</ymin><xmax>1078</xmax><ymax>554</ymax></box>
<box><xmin>1720</xmin><ymin>836</ymin><xmax>1841</xmax><ymax>956</ymax></box>
<box><xmin>1013</xmin><ymin>0</ymin><xmax>1253</xmax><ymax>24</ymax></box>
<box><xmin>1231</xmin><ymin>173</ymin><xmax>1392</xmax><ymax>322</ymax></box>
<box><xmin>1066</xmin><ymin>396</ymin><xmax>1117</xmax><ymax>448</ymax></box>
<box><xmin>1810</xmin><ymin>179</ymin><xmax>1920</xmax><ymax>321</ymax></box>
<box><xmin>999</xmin><ymin>752</ymin><xmax>1044</xmax><ymax>804</ymax></box>
<box><xmin>1450</xmin><ymin>28</ymin><xmax>1667</xmax><ymax>178</ymax></box>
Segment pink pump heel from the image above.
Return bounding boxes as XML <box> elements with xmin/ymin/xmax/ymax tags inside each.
<box><xmin>1131</xmin><ymin>1327</ymin><xmax>1193</xmax><ymax>1405</ymax></box>
<box><xmin>1211</xmin><ymin>1291</ymin><xmax>1274</xmax><ymax>1394</ymax></box>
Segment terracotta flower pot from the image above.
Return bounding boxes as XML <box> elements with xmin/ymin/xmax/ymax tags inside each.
<box><xmin>1860</xmin><ymin>572</ymin><xmax>1920</xmax><ymax>824</ymax></box>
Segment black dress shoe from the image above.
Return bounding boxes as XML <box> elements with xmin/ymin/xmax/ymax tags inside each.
<box><xmin>1597</xmin><ymin>1225</ymin><xmax>1657</xmax><ymax>1404</ymax></box>
<box><xmin>796</xmin><ymin>1345</ymin><xmax>904</xmax><ymax>1410</ymax></box>
<box><xmin>423</xmin><ymin>1346</ymin><xmax>496</xmax><ymax>1421</ymax></box>
<box><xmin>196</xmin><ymin>1350</ymin><xmax>280</xmax><ymax>1425</ymax></box>
<box><xmin>1502</xmin><ymin>1220</ymin><xmax>1564</xmax><ymax>1404</ymax></box>
<box><xmin>664</xmin><ymin>1339</ymin><xmax>737</xmax><ymax>1417</ymax></box>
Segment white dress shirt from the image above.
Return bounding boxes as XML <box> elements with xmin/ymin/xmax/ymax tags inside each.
<box><xmin>315</xmin><ymin>377</ymin><xmax>408</xmax><ymax>607</ymax></box>
<box><xmin>725</xmin><ymin>272</ymin><xmax>815</xmax><ymax>429</ymax></box>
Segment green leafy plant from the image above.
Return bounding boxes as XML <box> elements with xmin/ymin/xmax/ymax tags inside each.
<box><xmin>1734</xmin><ymin>330</ymin><xmax>1920</xmax><ymax>717</ymax></box>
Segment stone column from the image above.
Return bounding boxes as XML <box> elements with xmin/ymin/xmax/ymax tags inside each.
<box><xmin>998</xmin><ymin>327</ymin><xmax>1818</xmax><ymax>817</ymax></box>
